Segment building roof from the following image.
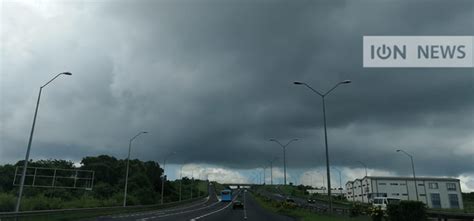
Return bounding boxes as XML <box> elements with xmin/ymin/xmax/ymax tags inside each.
<box><xmin>345</xmin><ymin>176</ymin><xmax>460</xmax><ymax>185</ymax></box>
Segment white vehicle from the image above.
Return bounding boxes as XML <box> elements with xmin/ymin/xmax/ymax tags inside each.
<box><xmin>372</xmin><ymin>197</ymin><xmax>401</xmax><ymax>210</ymax></box>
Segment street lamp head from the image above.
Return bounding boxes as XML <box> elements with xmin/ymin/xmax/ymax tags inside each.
<box><xmin>293</xmin><ymin>81</ymin><xmax>304</xmax><ymax>85</ymax></box>
<box><xmin>396</xmin><ymin>149</ymin><xmax>401</xmax><ymax>152</ymax></box>
<box><xmin>341</xmin><ymin>80</ymin><xmax>351</xmax><ymax>84</ymax></box>
<box><xmin>142</xmin><ymin>131</ymin><xmax>148</xmax><ymax>134</ymax></box>
<box><xmin>269</xmin><ymin>138</ymin><xmax>275</xmax><ymax>141</ymax></box>
<box><xmin>61</xmin><ymin>72</ymin><xmax>72</xmax><ymax>76</ymax></box>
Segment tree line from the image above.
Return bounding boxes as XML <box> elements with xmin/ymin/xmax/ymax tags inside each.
<box><xmin>0</xmin><ymin>155</ymin><xmax>206</xmax><ymax>211</ymax></box>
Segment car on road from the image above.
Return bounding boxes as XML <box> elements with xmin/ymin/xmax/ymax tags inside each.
<box><xmin>372</xmin><ymin>197</ymin><xmax>401</xmax><ymax>210</ymax></box>
<box><xmin>232</xmin><ymin>200</ymin><xmax>244</xmax><ymax>209</ymax></box>
<box><xmin>307</xmin><ymin>198</ymin><xmax>316</xmax><ymax>204</ymax></box>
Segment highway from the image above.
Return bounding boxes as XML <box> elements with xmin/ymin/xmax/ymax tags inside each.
<box><xmin>93</xmin><ymin>186</ymin><xmax>294</xmax><ymax>221</ymax></box>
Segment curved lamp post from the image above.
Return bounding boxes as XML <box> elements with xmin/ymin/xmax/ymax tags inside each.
<box><xmin>294</xmin><ymin>80</ymin><xmax>351</xmax><ymax>213</ymax></box>
<box><xmin>269</xmin><ymin>138</ymin><xmax>298</xmax><ymax>185</ymax></box>
<box><xmin>15</xmin><ymin>72</ymin><xmax>72</xmax><ymax>212</ymax></box>
<box><xmin>161</xmin><ymin>152</ymin><xmax>176</xmax><ymax>204</ymax></box>
<box><xmin>397</xmin><ymin>149</ymin><xmax>419</xmax><ymax>201</ymax></box>
<box><xmin>332</xmin><ymin>167</ymin><xmax>343</xmax><ymax>195</ymax></box>
<box><xmin>123</xmin><ymin>131</ymin><xmax>148</xmax><ymax>207</ymax></box>
<box><xmin>269</xmin><ymin>157</ymin><xmax>279</xmax><ymax>185</ymax></box>
<box><xmin>356</xmin><ymin>161</ymin><xmax>368</xmax><ymax>203</ymax></box>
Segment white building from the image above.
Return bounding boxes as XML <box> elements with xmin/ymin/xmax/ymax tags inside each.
<box><xmin>345</xmin><ymin>176</ymin><xmax>464</xmax><ymax>209</ymax></box>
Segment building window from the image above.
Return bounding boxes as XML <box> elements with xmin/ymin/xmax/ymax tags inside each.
<box><xmin>418</xmin><ymin>183</ymin><xmax>424</xmax><ymax>186</ymax></box>
<box><xmin>447</xmin><ymin>183</ymin><xmax>457</xmax><ymax>191</ymax></box>
<box><xmin>392</xmin><ymin>193</ymin><xmax>400</xmax><ymax>196</ymax></box>
<box><xmin>379</xmin><ymin>183</ymin><xmax>386</xmax><ymax>185</ymax></box>
<box><xmin>420</xmin><ymin>194</ymin><xmax>426</xmax><ymax>196</ymax></box>
<box><xmin>400</xmin><ymin>183</ymin><xmax>406</xmax><ymax>186</ymax></box>
<box><xmin>428</xmin><ymin>183</ymin><xmax>439</xmax><ymax>189</ymax></box>
<box><xmin>402</xmin><ymin>193</ymin><xmax>408</xmax><ymax>196</ymax></box>
<box><xmin>449</xmin><ymin>194</ymin><xmax>460</xmax><ymax>208</ymax></box>
<box><xmin>430</xmin><ymin>193</ymin><xmax>441</xmax><ymax>209</ymax></box>
<box><xmin>390</xmin><ymin>183</ymin><xmax>399</xmax><ymax>186</ymax></box>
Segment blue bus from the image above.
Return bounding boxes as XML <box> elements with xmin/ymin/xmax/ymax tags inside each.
<box><xmin>221</xmin><ymin>189</ymin><xmax>232</xmax><ymax>202</ymax></box>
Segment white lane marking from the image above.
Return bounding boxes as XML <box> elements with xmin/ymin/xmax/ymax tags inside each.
<box><xmin>107</xmin><ymin>197</ymin><xmax>210</xmax><ymax>219</ymax></box>
<box><xmin>243</xmin><ymin>190</ymin><xmax>247</xmax><ymax>220</ymax></box>
<box><xmin>189</xmin><ymin>190</ymin><xmax>241</xmax><ymax>221</ymax></box>
<box><xmin>137</xmin><ymin>200</ymin><xmax>221</xmax><ymax>221</ymax></box>
<box><xmin>189</xmin><ymin>202</ymin><xmax>231</xmax><ymax>221</ymax></box>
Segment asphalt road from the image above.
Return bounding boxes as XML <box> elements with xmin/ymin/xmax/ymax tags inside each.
<box><xmin>93</xmin><ymin>188</ymin><xmax>294</xmax><ymax>221</ymax></box>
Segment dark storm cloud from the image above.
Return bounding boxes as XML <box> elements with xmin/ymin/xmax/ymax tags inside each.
<box><xmin>1</xmin><ymin>0</ymin><xmax>473</xmax><ymax>178</ymax></box>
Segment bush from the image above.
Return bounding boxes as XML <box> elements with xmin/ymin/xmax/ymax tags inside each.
<box><xmin>350</xmin><ymin>203</ymin><xmax>366</xmax><ymax>217</ymax></box>
<box><xmin>368</xmin><ymin>206</ymin><xmax>384</xmax><ymax>221</ymax></box>
<box><xmin>62</xmin><ymin>195</ymin><xmax>102</xmax><ymax>208</ymax></box>
<box><xmin>387</xmin><ymin>200</ymin><xmax>427</xmax><ymax>221</ymax></box>
<box><xmin>21</xmin><ymin>195</ymin><xmax>63</xmax><ymax>211</ymax></box>
<box><xmin>0</xmin><ymin>193</ymin><xmax>15</xmax><ymax>212</ymax></box>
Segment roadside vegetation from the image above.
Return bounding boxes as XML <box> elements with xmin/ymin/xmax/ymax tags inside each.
<box><xmin>260</xmin><ymin>184</ymin><xmax>352</xmax><ymax>207</ymax></box>
<box><xmin>0</xmin><ymin>156</ymin><xmax>208</xmax><ymax>212</ymax></box>
<box><xmin>253</xmin><ymin>191</ymin><xmax>369</xmax><ymax>221</ymax></box>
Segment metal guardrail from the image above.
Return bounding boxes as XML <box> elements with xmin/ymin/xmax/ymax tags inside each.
<box><xmin>0</xmin><ymin>196</ymin><xmax>208</xmax><ymax>219</ymax></box>
<box><xmin>257</xmin><ymin>189</ymin><xmax>474</xmax><ymax>220</ymax></box>
<box><xmin>255</xmin><ymin>190</ymin><xmax>350</xmax><ymax>214</ymax></box>
<box><xmin>427</xmin><ymin>210</ymin><xmax>474</xmax><ymax>221</ymax></box>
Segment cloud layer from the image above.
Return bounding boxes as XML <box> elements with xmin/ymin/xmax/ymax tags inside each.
<box><xmin>1</xmin><ymin>0</ymin><xmax>473</xmax><ymax>188</ymax></box>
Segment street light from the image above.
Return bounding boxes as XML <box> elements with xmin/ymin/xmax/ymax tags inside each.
<box><xmin>161</xmin><ymin>152</ymin><xmax>176</xmax><ymax>204</ymax></box>
<box><xmin>356</xmin><ymin>161</ymin><xmax>368</xmax><ymax>203</ymax></box>
<box><xmin>259</xmin><ymin>166</ymin><xmax>266</xmax><ymax>185</ymax></box>
<box><xmin>179</xmin><ymin>163</ymin><xmax>186</xmax><ymax>202</ymax></box>
<box><xmin>269</xmin><ymin>138</ymin><xmax>298</xmax><ymax>185</ymax></box>
<box><xmin>15</xmin><ymin>72</ymin><xmax>72</xmax><ymax>212</ymax></box>
<box><xmin>332</xmin><ymin>167</ymin><xmax>343</xmax><ymax>195</ymax></box>
<box><xmin>269</xmin><ymin>157</ymin><xmax>278</xmax><ymax>185</ymax></box>
<box><xmin>294</xmin><ymin>80</ymin><xmax>351</xmax><ymax>213</ymax></box>
<box><xmin>123</xmin><ymin>131</ymin><xmax>148</xmax><ymax>207</ymax></box>
<box><xmin>397</xmin><ymin>149</ymin><xmax>419</xmax><ymax>201</ymax></box>
<box><xmin>356</xmin><ymin>161</ymin><xmax>368</xmax><ymax>177</ymax></box>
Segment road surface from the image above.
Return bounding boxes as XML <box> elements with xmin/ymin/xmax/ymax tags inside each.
<box><xmin>93</xmin><ymin>188</ymin><xmax>294</xmax><ymax>221</ymax></box>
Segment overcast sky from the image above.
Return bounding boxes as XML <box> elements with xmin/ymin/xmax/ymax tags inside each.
<box><xmin>1</xmin><ymin>0</ymin><xmax>473</xmax><ymax>191</ymax></box>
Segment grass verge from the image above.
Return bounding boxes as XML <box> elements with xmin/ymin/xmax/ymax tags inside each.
<box><xmin>0</xmin><ymin>197</ymin><xmax>206</xmax><ymax>221</ymax></box>
<box><xmin>253</xmin><ymin>193</ymin><xmax>370</xmax><ymax>221</ymax></box>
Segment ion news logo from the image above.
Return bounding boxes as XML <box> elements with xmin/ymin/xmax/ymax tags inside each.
<box><xmin>363</xmin><ymin>36</ymin><xmax>474</xmax><ymax>68</ymax></box>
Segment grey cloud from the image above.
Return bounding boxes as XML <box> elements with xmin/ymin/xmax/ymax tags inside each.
<box><xmin>1</xmin><ymin>0</ymin><xmax>473</xmax><ymax>179</ymax></box>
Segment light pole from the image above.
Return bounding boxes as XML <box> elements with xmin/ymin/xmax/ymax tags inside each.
<box><xmin>179</xmin><ymin>164</ymin><xmax>185</xmax><ymax>202</ymax></box>
<box><xmin>294</xmin><ymin>80</ymin><xmax>351</xmax><ymax>213</ymax></box>
<box><xmin>397</xmin><ymin>149</ymin><xmax>419</xmax><ymax>201</ymax></box>
<box><xmin>356</xmin><ymin>161</ymin><xmax>368</xmax><ymax>203</ymax></box>
<box><xmin>356</xmin><ymin>161</ymin><xmax>368</xmax><ymax>178</ymax></box>
<box><xmin>15</xmin><ymin>72</ymin><xmax>72</xmax><ymax>212</ymax></box>
<box><xmin>269</xmin><ymin>157</ymin><xmax>278</xmax><ymax>185</ymax></box>
<box><xmin>317</xmin><ymin>171</ymin><xmax>325</xmax><ymax>193</ymax></box>
<box><xmin>161</xmin><ymin>152</ymin><xmax>176</xmax><ymax>204</ymax></box>
<box><xmin>191</xmin><ymin>169</ymin><xmax>194</xmax><ymax>199</ymax></box>
<box><xmin>332</xmin><ymin>167</ymin><xmax>343</xmax><ymax>195</ymax></box>
<box><xmin>269</xmin><ymin>138</ymin><xmax>298</xmax><ymax>185</ymax></box>
<box><xmin>123</xmin><ymin>131</ymin><xmax>148</xmax><ymax>207</ymax></box>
